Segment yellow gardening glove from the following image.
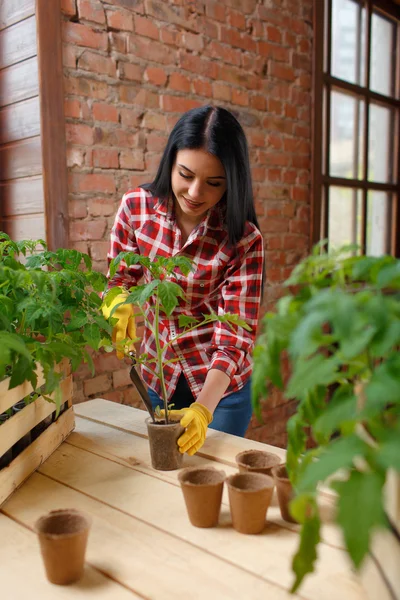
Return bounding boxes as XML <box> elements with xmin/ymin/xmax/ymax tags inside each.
<box><xmin>101</xmin><ymin>291</ymin><xmax>136</xmax><ymax>359</ymax></box>
<box><xmin>159</xmin><ymin>403</ymin><xmax>213</xmax><ymax>456</ymax></box>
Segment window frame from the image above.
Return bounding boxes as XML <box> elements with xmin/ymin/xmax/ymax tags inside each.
<box><xmin>312</xmin><ymin>0</ymin><xmax>400</xmax><ymax>256</ymax></box>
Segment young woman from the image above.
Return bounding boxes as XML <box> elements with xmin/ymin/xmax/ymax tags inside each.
<box><xmin>104</xmin><ymin>105</ymin><xmax>264</xmax><ymax>456</ymax></box>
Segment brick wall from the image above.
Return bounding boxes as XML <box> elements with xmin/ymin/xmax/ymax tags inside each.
<box><xmin>61</xmin><ymin>0</ymin><xmax>313</xmax><ymax>447</ymax></box>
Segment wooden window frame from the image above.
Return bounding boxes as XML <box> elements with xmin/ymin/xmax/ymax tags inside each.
<box><xmin>36</xmin><ymin>0</ymin><xmax>69</xmax><ymax>249</ymax></box>
<box><xmin>312</xmin><ymin>0</ymin><xmax>400</xmax><ymax>256</ymax></box>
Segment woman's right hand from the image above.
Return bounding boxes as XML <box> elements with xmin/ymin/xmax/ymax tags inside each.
<box><xmin>101</xmin><ymin>292</ymin><xmax>136</xmax><ymax>359</ymax></box>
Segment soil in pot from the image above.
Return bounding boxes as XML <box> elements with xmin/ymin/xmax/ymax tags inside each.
<box><xmin>146</xmin><ymin>417</ymin><xmax>184</xmax><ymax>471</ymax></box>
<box><xmin>0</xmin><ymin>413</ymin><xmax>13</xmax><ymax>469</ymax></box>
<box><xmin>34</xmin><ymin>508</ymin><xmax>91</xmax><ymax>585</ymax></box>
<box><xmin>178</xmin><ymin>466</ymin><xmax>226</xmax><ymax>528</ymax></box>
<box><xmin>271</xmin><ymin>464</ymin><xmax>297</xmax><ymax>523</ymax></box>
<box><xmin>227</xmin><ymin>472</ymin><xmax>274</xmax><ymax>534</ymax></box>
<box><xmin>235</xmin><ymin>449</ymin><xmax>281</xmax><ymax>476</ymax></box>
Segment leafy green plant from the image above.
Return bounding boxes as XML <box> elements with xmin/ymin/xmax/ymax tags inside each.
<box><xmin>0</xmin><ymin>233</ymin><xmax>113</xmax><ymax>413</ymax></box>
<box><xmin>252</xmin><ymin>243</ymin><xmax>400</xmax><ymax>592</ymax></box>
<box><xmin>105</xmin><ymin>252</ymin><xmax>250</xmax><ymax>423</ymax></box>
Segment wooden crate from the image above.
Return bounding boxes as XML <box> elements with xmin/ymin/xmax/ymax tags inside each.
<box><xmin>0</xmin><ymin>360</ymin><xmax>75</xmax><ymax>506</ymax></box>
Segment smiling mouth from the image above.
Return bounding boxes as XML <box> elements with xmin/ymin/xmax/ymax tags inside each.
<box><xmin>183</xmin><ymin>197</ymin><xmax>204</xmax><ymax>209</ymax></box>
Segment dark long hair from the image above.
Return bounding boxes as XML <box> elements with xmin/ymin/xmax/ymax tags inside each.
<box><xmin>142</xmin><ymin>106</ymin><xmax>261</xmax><ymax>247</ymax></box>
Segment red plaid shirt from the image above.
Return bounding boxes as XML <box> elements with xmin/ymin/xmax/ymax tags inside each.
<box><xmin>108</xmin><ymin>187</ymin><xmax>264</xmax><ymax>401</ymax></box>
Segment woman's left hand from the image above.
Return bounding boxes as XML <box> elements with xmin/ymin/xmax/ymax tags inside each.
<box><xmin>157</xmin><ymin>402</ymin><xmax>213</xmax><ymax>456</ymax></box>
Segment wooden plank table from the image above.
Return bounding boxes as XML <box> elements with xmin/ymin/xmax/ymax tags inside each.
<box><xmin>0</xmin><ymin>399</ymin><xmax>376</xmax><ymax>599</ymax></box>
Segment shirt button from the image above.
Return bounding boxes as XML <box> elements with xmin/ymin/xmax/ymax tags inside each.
<box><xmin>200</xmin><ymin>283</ymin><xmax>205</xmax><ymax>287</ymax></box>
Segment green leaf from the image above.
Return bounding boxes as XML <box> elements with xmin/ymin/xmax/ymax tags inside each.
<box><xmin>178</xmin><ymin>314</ymin><xmax>199</xmax><ymax>328</ymax></box>
<box><xmin>290</xmin><ymin>497</ymin><xmax>321</xmax><ymax>593</ymax></box>
<box><xmin>158</xmin><ymin>281</ymin><xmax>184</xmax><ymax>316</ymax></box>
<box><xmin>9</xmin><ymin>355</ymin><xmax>34</xmax><ymax>389</ymax></box>
<box><xmin>313</xmin><ymin>386</ymin><xmax>357</xmax><ymax>441</ymax></box>
<box><xmin>333</xmin><ymin>471</ymin><xmax>387</xmax><ymax>568</ymax></box>
<box><xmin>297</xmin><ymin>435</ymin><xmax>367</xmax><ymax>493</ymax></box>
<box><xmin>286</xmin><ymin>355</ymin><xmax>341</xmax><ymax>399</ymax></box>
<box><xmin>376</xmin><ymin>432</ymin><xmax>400</xmax><ymax>472</ymax></box>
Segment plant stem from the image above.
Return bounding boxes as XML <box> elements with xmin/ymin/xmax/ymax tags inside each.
<box><xmin>154</xmin><ymin>294</ymin><xmax>169</xmax><ymax>423</ymax></box>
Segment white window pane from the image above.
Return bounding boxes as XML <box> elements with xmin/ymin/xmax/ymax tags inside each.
<box><xmin>328</xmin><ymin>187</ymin><xmax>362</xmax><ymax>250</ymax></box>
<box><xmin>331</xmin><ymin>0</ymin><xmax>364</xmax><ymax>84</ymax></box>
<box><xmin>368</xmin><ymin>104</ymin><xmax>392</xmax><ymax>183</ymax></box>
<box><xmin>370</xmin><ymin>13</ymin><xmax>395</xmax><ymax>97</ymax></box>
<box><xmin>366</xmin><ymin>192</ymin><xmax>389</xmax><ymax>256</ymax></box>
<box><xmin>330</xmin><ymin>91</ymin><xmax>364</xmax><ymax>178</ymax></box>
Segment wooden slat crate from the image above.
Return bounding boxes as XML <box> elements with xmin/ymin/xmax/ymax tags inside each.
<box><xmin>0</xmin><ymin>359</ymin><xmax>75</xmax><ymax>506</ymax></box>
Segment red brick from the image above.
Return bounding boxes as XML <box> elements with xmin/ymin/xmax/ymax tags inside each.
<box><xmin>120</xmin><ymin>108</ymin><xmax>144</xmax><ymax>128</ymax></box>
<box><xmin>88</xmin><ymin>197</ymin><xmax>116</xmax><ymax>217</ymax></box>
<box><xmin>248</xmin><ymin>94</ymin><xmax>265</xmax><ymax>111</ymax></box>
<box><xmin>169</xmin><ymin>72</ymin><xmax>191</xmax><ymax>93</ymax></box>
<box><xmin>64</xmin><ymin>75</ymin><xmax>108</xmax><ymax>99</ymax></box>
<box><xmin>220</xmin><ymin>27</ymin><xmax>256</xmax><ymax>52</ymax></box>
<box><xmin>78</xmin><ymin>51</ymin><xmax>117</xmax><ymax>77</ymax></box>
<box><xmin>180</xmin><ymin>32</ymin><xmax>204</xmax><ymax>52</ymax></box>
<box><xmin>109</xmin><ymin>31</ymin><xmax>127</xmax><ymax>53</ymax></box>
<box><xmin>212</xmin><ymin>82</ymin><xmax>231</xmax><ymax>101</ymax></box>
<box><xmin>142</xmin><ymin>112</ymin><xmax>167</xmax><ymax>130</ymax></box>
<box><xmin>61</xmin><ymin>0</ymin><xmax>77</xmax><ymax>17</ymax></box>
<box><xmin>93</xmin><ymin>102</ymin><xmax>119</xmax><ymax>122</ymax></box>
<box><xmin>291</xmin><ymin>186</ymin><xmax>309</xmax><ymax>202</ymax></box>
<box><xmin>270</xmin><ymin>61</ymin><xmax>296</xmax><ymax>82</ymax></box>
<box><xmin>84</xmin><ymin>374</ymin><xmax>110</xmax><ymax>396</ymax></box>
<box><xmin>113</xmin><ymin>368</ymin><xmax>133</xmax><ymax>388</ymax></box>
<box><xmin>63</xmin><ymin>22</ymin><xmax>108</xmax><ymax>50</ymax></box>
<box><xmin>231</xmin><ymin>88</ymin><xmax>249</xmax><ymax>106</ymax></box>
<box><xmin>69</xmin><ymin>172</ymin><xmax>116</xmax><ymax>193</ymax></box>
<box><xmin>118</xmin><ymin>62</ymin><xmax>143</xmax><ymax>81</ymax></box>
<box><xmin>77</xmin><ymin>0</ymin><xmax>105</xmax><ymax>24</ymax></box>
<box><xmin>119</xmin><ymin>150</ymin><xmax>145</xmax><ymax>170</ymax></box>
<box><xmin>128</xmin><ymin>36</ymin><xmax>176</xmax><ymax>65</ymax></box>
<box><xmin>134</xmin><ymin>15</ymin><xmax>159</xmax><ymax>40</ymax></box>
<box><xmin>144</xmin><ymin>67</ymin><xmax>168</xmax><ymax>87</ymax></box>
<box><xmin>66</xmin><ymin>123</ymin><xmax>94</xmax><ymax>146</ymax></box>
<box><xmin>227</xmin><ymin>9</ymin><xmax>246</xmax><ymax>30</ymax></box>
<box><xmin>206</xmin><ymin>41</ymin><xmax>241</xmax><ymax>66</ymax></box>
<box><xmin>192</xmin><ymin>79</ymin><xmax>212</xmax><ymax>97</ymax></box>
<box><xmin>266</xmin><ymin>25</ymin><xmax>282</xmax><ymax>44</ymax></box>
<box><xmin>64</xmin><ymin>99</ymin><xmax>81</xmax><ymax>119</ymax></box>
<box><xmin>69</xmin><ymin>199</ymin><xmax>88</xmax><ymax>219</ymax></box>
<box><xmin>205</xmin><ymin>3</ymin><xmax>226</xmax><ymax>22</ymax></box>
<box><xmin>159</xmin><ymin>28</ymin><xmax>179</xmax><ymax>47</ymax></box>
<box><xmin>106</xmin><ymin>128</ymin><xmax>136</xmax><ymax>148</ymax></box>
<box><xmin>160</xmin><ymin>95</ymin><xmax>201</xmax><ymax>113</ymax></box>
<box><xmin>106</xmin><ymin>8</ymin><xmax>134</xmax><ymax>31</ymax></box>
<box><xmin>90</xmin><ymin>241</ymin><xmax>109</xmax><ymax>261</ymax></box>
<box><xmin>93</xmin><ymin>148</ymin><xmax>119</xmax><ymax>169</ymax></box>
<box><xmin>180</xmin><ymin>53</ymin><xmax>219</xmax><ymax>79</ymax></box>
<box><xmin>146</xmin><ymin>133</ymin><xmax>167</xmax><ymax>152</ymax></box>
<box><xmin>101</xmin><ymin>390</ymin><xmax>123</xmax><ymax>403</ymax></box>
<box><xmin>70</xmin><ymin>218</ymin><xmax>108</xmax><ymax>242</ymax></box>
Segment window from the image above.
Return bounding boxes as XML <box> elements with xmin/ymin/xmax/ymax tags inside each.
<box><xmin>312</xmin><ymin>0</ymin><xmax>400</xmax><ymax>256</ymax></box>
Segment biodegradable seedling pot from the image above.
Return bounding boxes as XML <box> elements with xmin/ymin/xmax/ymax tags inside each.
<box><xmin>271</xmin><ymin>464</ymin><xmax>297</xmax><ymax>523</ymax></box>
<box><xmin>178</xmin><ymin>466</ymin><xmax>226</xmax><ymax>528</ymax></box>
<box><xmin>235</xmin><ymin>449</ymin><xmax>281</xmax><ymax>476</ymax></box>
<box><xmin>227</xmin><ymin>472</ymin><xmax>274</xmax><ymax>534</ymax></box>
<box><xmin>146</xmin><ymin>417</ymin><xmax>184</xmax><ymax>471</ymax></box>
<box><xmin>35</xmin><ymin>509</ymin><xmax>91</xmax><ymax>585</ymax></box>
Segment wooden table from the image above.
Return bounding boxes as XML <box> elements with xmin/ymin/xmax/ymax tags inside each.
<box><xmin>0</xmin><ymin>399</ymin><xmax>375</xmax><ymax>599</ymax></box>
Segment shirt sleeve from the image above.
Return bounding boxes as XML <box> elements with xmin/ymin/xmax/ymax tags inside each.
<box><xmin>208</xmin><ymin>226</ymin><xmax>264</xmax><ymax>380</ymax></box>
<box><xmin>107</xmin><ymin>190</ymin><xmax>144</xmax><ymax>290</ymax></box>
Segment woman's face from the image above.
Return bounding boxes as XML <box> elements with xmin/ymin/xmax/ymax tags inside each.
<box><xmin>171</xmin><ymin>148</ymin><xmax>227</xmax><ymax>225</ymax></box>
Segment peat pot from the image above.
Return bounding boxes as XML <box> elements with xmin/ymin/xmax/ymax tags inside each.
<box><xmin>146</xmin><ymin>417</ymin><xmax>184</xmax><ymax>471</ymax></box>
<box><xmin>271</xmin><ymin>464</ymin><xmax>297</xmax><ymax>523</ymax></box>
<box><xmin>235</xmin><ymin>449</ymin><xmax>281</xmax><ymax>476</ymax></box>
<box><xmin>35</xmin><ymin>509</ymin><xmax>91</xmax><ymax>585</ymax></box>
<box><xmin>227</xmin><ymin>472</ymin><xmax>274</xmax><ymax>534</ymax></box>
<box><xmin>178</xmin><ymin>466</ymin><xmax>226</xmax><ymax>528</ymax></box>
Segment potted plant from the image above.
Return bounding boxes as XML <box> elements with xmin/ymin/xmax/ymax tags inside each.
<box><xmin>0</xmin><ymin>233</ymin><xmax>113</xmax><ymax>503</ymax></box>
<box><xmin>252</xmin><ymin>243</ymin><xmax>400</xmax><ymax>592</ymax></box>
<box><xmin>104</xmin><ymin>251</ymin><xmax>250</xmax><ymax>470</ymax></box>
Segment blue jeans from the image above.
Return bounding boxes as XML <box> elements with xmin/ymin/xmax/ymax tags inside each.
<box><xmin>148</xmin><ymin>374</ymin><xmax>252</xmax><ymax>437</ymax></box>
